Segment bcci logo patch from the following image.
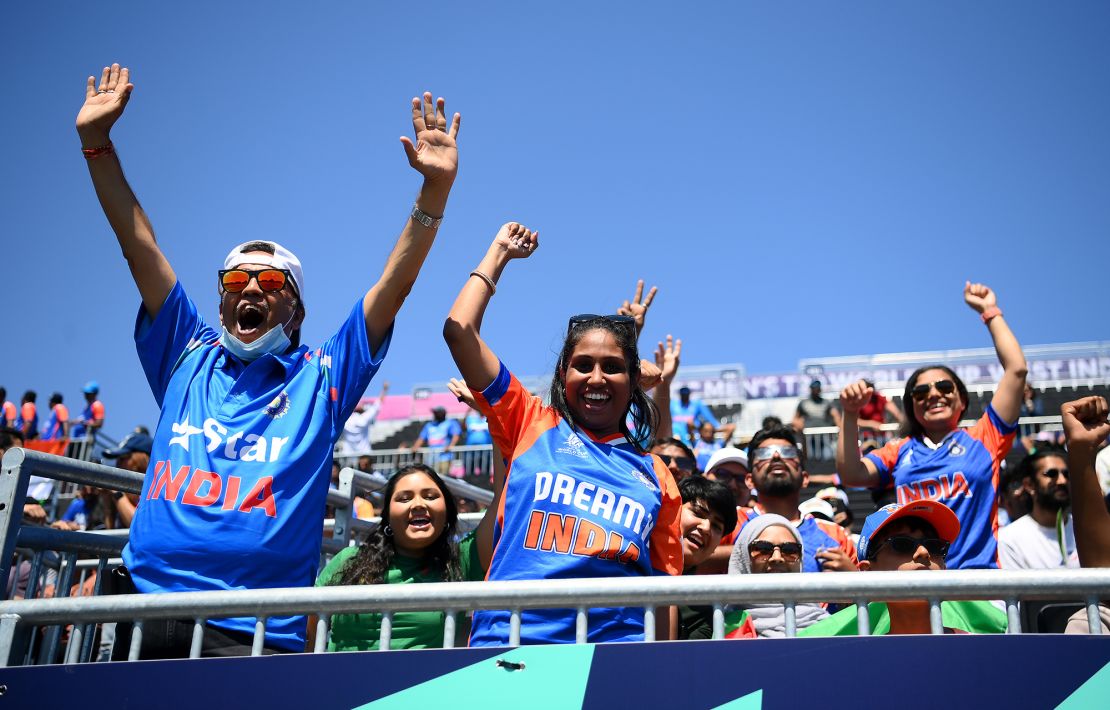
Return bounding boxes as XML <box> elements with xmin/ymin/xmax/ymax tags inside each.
<box><xmin>948</xmin><ymin>443</ymin><xmax>966</xmax><ymax>457</ymax></box>
<box><xmin>630</xmin><ymin>466</ymin><xmax>657</xmax><ymax>491</ymax></box>
<box><xmin>557</xmin><ymin>433</ymin><xmax>590</xmax><ymax>460</ymax></box>
<box><xmin>265</xmin><ymin>392</ymin><xmax>291</xmax><ymax>419</ymax></box>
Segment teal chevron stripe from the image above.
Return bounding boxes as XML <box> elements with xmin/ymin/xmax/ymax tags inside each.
<box><xmin>356</xmin><ymin>644</ymin><xmax>596</xmax><ymax>709</ymax></box>
<box><xmin>1057</xmin><ymin>660</ymin><xmax>1110</xmax><ymax>710</ymax></box>
<box><xmin>713</xmin><ymin>689</ymin><xmax>763</xmax><ymax>709</ymax></box>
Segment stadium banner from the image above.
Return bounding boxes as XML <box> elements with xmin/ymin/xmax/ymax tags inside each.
<box><xmin>1</xmin><ymin>636</ymin><xmax>1107</xmax><ymax>708</ymax></box>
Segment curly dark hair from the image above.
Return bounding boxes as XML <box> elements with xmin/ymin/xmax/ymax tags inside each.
<box><xmin>547</xmin><ymin>318</ymin><xmax>659</xmax><ymax>452</ymax></box>
<box><xmin>331</xmin><ymin>464</ymin><xmax>462</xmax><ymax>586</ymax></box>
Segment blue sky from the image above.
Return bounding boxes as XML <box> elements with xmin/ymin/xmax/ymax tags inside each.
<box><xmin>3</xmin><ymin>2</ymin><xmax>1108</xmax><ymax>437</ymax></box>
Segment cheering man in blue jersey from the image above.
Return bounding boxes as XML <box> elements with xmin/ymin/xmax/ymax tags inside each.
<box><xmin>76</xmin><ymin>63</ymin><xmax>460</xmax><ymax>657</ymax></box>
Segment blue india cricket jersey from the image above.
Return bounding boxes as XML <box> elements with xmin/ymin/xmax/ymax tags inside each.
<box><xmin>123</xmin><ymin>282</ymin><xmax>389</xmax><ymax>651</ymax></box>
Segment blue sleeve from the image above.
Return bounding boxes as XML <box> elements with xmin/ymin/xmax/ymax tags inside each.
<box><xmin>134</xmin><ymin>282</ymin><xmax>216</xmax><ymax>407</ymax></box>
<box><xmin>479</xmin><ymin>362</ymin><xmax>513</xmax><ymax>406</ymax></box>
<box><xmin>448</xmin><ymin>419</ymin><xmax>462</xmax><ymax>437</ymax></box>
<box><xmin>698</xmin><ymin>402</ymin><xmax>720</xmax><ymax>428</ymax></box>
<box><xmin>418</xmin><ymin>422</ymin><xmax>432</xmax><ymax>441</ymax></box>
<box><xmin>986</xmin><ymin>403</ymin><xmax>1020</xmax><ymax>433</ymax></box>
<box><xmin>319</xmin><ymin>299</ymin><xmax>391</xmax><ymax>426</ymax></box>
<box><xmin>61</xmin><ymin>499</ymin><xmax>85</xmax><ymax>522</ymax></box>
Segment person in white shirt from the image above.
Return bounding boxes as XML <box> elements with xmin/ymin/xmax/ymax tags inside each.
<box><xmin>998</xmin><ymin>446</ymin><xmax>1078</xmax><ymax>569</ymax></box>
<box><xmin>340</xmin><ymin>382</ymin><xmax>389</xmax><ymax>455</ymax></box>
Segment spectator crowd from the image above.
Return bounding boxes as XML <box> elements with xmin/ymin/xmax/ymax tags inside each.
<box><xmin>3</xmin><ymin>62</ymin><xmax>1110</xmax><ymax>663</ymax></box>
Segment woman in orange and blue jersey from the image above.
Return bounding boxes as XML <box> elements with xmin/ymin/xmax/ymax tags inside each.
<box><xmin>836</xmin><ymin>282</ymin><xmax>1027</xmax><ymax>569</ymax></box>
<box><xmin>442</xmin><ymin>222</ymin><xmax>683</xmax><ymax>645</ymax></box>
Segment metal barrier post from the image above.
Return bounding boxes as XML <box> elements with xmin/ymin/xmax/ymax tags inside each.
<box><xmin>0</xmin><ymin>613</ymin><xmax>21</xmax><ymax>668</ymax></box>
<box><xmin>334</xmin><ymin>468</ymin><xmax>356</xmax><ymax>548</ymax></box>
<box><xmin>0</xmin><ymin>449</ymin><xmax>34</xmax><ymax>601</ymax></box>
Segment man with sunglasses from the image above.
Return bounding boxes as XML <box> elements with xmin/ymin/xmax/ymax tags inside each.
<box><xmin>801</xmin><ymin>500</ymin><xmax>1007</xmax><ymax>635</ymax></box>
<box><xmin>742</xmin><ymin>426</ymin><xmax>858</xmax><ymax>573</ymax></box>
<box><xmin>999</xmin><ymin>446</ymin><xmax>1078</xmax><ymax>569</ymax></box>
<box><xmin>76</xmin><ymin>63</ymin><xmax>461</xmax><ymax>657</ymax></box>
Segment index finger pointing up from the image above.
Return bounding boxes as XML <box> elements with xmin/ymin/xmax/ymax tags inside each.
<box><xmin>642</xmin><ymin>285</ymin><xmax>658</xmax><ymax>310</ymax></box>
<box><xmin>632</xmin><ymin>279</ymin><xmax>644</xmax><ymax>304</ymax></box>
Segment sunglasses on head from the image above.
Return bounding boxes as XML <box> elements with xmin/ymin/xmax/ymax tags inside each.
<box><xmin>567</xmin><ymin>314</ymin><xmax>636</xmax><ymax>336</ymax></box>
<box><xmin>869</xmin><ymin>535</ymin><xmax>950</xmax><ymax>560</ymax></box>
<box><xmin>658</xmin><ymin>454</ymin><xmax>696</xmax><ymax>472</ymax></box>
<box><xmin>219</xmin><ymin>268</ymin><xmax>293</xmax><ymax>294</ymax></box>
<box><xmin>911</xmin><ymin>379</ymin><xmax>956</xmax><ymax>402</ymax></box>
<box><xmin>748</xmin><ymin>540</ymin><xmax>803</xmax><ymax>560</ymax></box>
<box><xmin>751</xmin><ymin>444</ymin><xmax>800</xmax><ymax>463</ymax></box>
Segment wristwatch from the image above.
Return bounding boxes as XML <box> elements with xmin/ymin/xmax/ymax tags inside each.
<box><xmin>411</xmin><ymin>204</ymin><xmax>443</xmax><ymax>230</ymax></box>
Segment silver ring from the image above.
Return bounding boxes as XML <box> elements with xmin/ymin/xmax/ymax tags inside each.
<box><xmin>106</xmin><ymin>90</ymin><xmax>116</xmax><ymax>94</ymax></box>
<box><xmin>96</xmin><ymin>90</ymin><xmax>107</xmax><ymax>94</ymax></box>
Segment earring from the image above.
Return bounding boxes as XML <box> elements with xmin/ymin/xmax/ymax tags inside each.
<box><xmin>381</xmin><ymin>523</ymin><xmax>393</xmax><ymax>537</ymax></box>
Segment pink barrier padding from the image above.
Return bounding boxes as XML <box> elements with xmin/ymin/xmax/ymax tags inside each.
<box><xmin>355</xmin><ymin>394</ymin><xmax>472</xmax><ymax>421</ymax></box>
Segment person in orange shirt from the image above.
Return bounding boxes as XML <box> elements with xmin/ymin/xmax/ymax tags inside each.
<box><xmin>41</xmin><ymin>393</ymin><xmax>70</xmax><ymax>441</ymax></box>
<box><xmin>16</xmin><ymin>391</ymin><xmax>38</xmax><ymax>440</ymax></box>
<box><xmin>1</xmin><ymin>387</ymin><xmax>17</xmax><ymax>428</ymax></box>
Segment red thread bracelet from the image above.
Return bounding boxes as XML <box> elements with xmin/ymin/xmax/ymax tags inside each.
<box><xmin>82</xmin><ymin>143</ymin><xmax>115</xmax><ymax>160</ymax></box>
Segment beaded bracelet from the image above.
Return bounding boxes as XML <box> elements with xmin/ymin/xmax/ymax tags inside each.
<box><xmin>82</xmin><ymin>143</ymin><xmax>115</xmax><ymax>160</ymax></box>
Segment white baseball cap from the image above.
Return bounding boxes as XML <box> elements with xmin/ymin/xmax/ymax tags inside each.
<box><xmin>705</xmin><ymin>446</ymin><xmax>749</xmax><ymax>473</ymax></box>
<box><xmin>223</xmin><ymin>241</ymin><xmax>305</xmax><ymax>304</ymax></box>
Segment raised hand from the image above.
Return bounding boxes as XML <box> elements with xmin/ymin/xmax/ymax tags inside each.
<box><xmin>447</xmin><ymin>377</ymin><xmax>478</xmax><ymax>409</ymax></box>
<box><xmin>400</xmin><ymin>92</ymin><xmax>460</xmax><ymax>185</ymax></box>
<box><xmin>617</xmin><ymin>280</ymin><xmax>658</xmax><ymax>335</ymax></box>
<box><xmin>492</xmin><ymin>222</ymin><xmax>538</xmax><ymax>260</ymax></box>
<box><xmin>76</xmin><ymin>63</ymin><xmax>134</xmax><ymax>143</ymax></box>
<box><xmin>639</xmin><ymin>359</ymin><xmax>663</xmax><ymax>391</ymax></box>
<box><xmin>654</xmin><ymin>334</ymin><xmax>682</xmax><ymax>383</ymax></box>
<box><xmin>840</xmin><ymin>379</ymin><xmax>874</xmax><ymax>415</ymax></box>
<box><xmin>963</xmin><ymin>281</ymin><xmax>997</xmax><ymax>314</ymax></box>
<box><xmin>1061</xmin><ymin>396</ymin><xmax>1110</xmax><ymax>451</ymax></box>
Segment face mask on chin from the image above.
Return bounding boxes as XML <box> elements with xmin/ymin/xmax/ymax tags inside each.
<box><xmin>220</xmin><ymin>309</ymin><xmax>297</xmax><ymax>362</ymax></box>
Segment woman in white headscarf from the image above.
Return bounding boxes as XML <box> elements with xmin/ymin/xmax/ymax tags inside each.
<box><xmin>728</xmin><ymin>514</ymin><xmax>828</xmax><ymax>638</ymax></box>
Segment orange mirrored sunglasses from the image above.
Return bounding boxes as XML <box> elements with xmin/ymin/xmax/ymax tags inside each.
<box><xmin>218</xmin><ymin>268</ymin><xmax>291</xmax><ymax>294</ymax></box>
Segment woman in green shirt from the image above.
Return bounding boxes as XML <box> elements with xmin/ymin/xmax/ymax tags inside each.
<box><xmin>314</xmin><ymin>463</ymin><xmax>484</xmax><ymax>651</ymax></box>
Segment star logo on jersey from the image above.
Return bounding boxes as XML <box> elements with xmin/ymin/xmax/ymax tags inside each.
<box><xmin>556</xmin><ymin>432</ymin><xmax>590</xmax><ymax>460</ymax></box>
<box><xmin>265</xmin><ymin>392</ymin><xmax>291</xmax><ymax>419</ymax></box>
<box><xmin>948</xmin><ymin>442</ymin><xmax>966</xmax><ymax>457</ymax></box>
<box><xmin>900</xmin><ymin>449</ymin><xmax>914</xmax><ymax>468</ymax></box>
<box><xmin>168</xmin><ymin>417</ymin><xmax>203</xmax><ymax>451</ymax></box>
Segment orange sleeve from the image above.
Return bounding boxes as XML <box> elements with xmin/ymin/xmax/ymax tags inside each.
<box><xmin>472</xmin><ymin>367</ymin><xmax>550</xmax><ymax>456</ymax></box>
<box><xmin>91</xmin><ymin>401</ymin><xmax>105</xmax><ymax>420</ymax></box>
<box><xmin>648</xmin><ymin>457</ymin><xmax>684</xmax><ymax>576</ymax></box>
<box><xmin>967</xmin><ymin>407</ymin><xmax>1018</xmax><ymax>462</ymax></box>
<box><xmin>56</xmin><ymin>404</ymin><xmax>69</xmax><ymax>421</ymax></box>
<box><xmin>21</xmin><ymin>403</ymin><xmax>35</xmax><ymax>421</ymax></box>
<box><xmin>3</xmin><ymin>402</ymin><xmax>15</xmax><ymax>421</ymax></box>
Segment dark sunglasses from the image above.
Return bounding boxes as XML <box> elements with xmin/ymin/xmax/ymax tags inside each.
<box><xmin>748</xmin><ymin>540</ymin><xmax>803</xmax><ymax>559</ymax></box>
<box><xmin>218</xmin><ymin>268</ymin><xmax>293</xmax><ymax>294</ymax></box>
<box><xmin>1038</xmin><ymin>467</ymin><xmax>1069</xmax><ymax>480</ymax></box>
<box><xmin>751</xmin><ymin>444</ymin><xmax>800</xmax><ymax>463</ymax></box>
<box><xmin>869</xmin><ymin>535</ymin><xmax>950</xmax><ymax>560</ymax></box>
<box><xmin>567</xmin><ymin>314</ymin><xmax>636</xmax><ymax>336</ymax></box>
<box><xmin>911</xmin><ymin>379</ymin><xmax>956</xmax><ymax>402</ymax></box>
<box><xmin>657</xmin><ymin>454</ymin><xmax>696</xmax><ymax>472</ymax></box>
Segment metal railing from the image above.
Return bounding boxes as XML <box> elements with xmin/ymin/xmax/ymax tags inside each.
<box><xmin>333</xmin><ymin>444</ymin><xmax>497</xmax><ymax>491</ymax></box>
<box><xmin>0</xmin><ymin>569</ymin><xmax>1106</xmax><ymax>665</ymax></box>
<box><xmin>799</xmin><ymin>415</ymin><xmax>1064</xmax><ymax>462</ymax></box>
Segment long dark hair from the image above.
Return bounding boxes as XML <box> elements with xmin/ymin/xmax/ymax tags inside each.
<box><xmin>900</xmin><ymin>365</ymin><xmax>969</xmax><ymax>439</ymax></box>
<box><xmin>547</xmin><ymin>318</ymin><xmax>659</xmax><ymax>452</ymax></box>
<box><xmin>332</xmin><ymin>464</ymin><xmax>461</xmax><ymax>586</ymax></box>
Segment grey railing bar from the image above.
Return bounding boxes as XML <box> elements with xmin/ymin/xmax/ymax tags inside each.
<box><xmin>928</xmin><ymin>598</ymin><xmax>943</xmax><ymax>635</ymax></box>
<box><xmin>2</xmin><ymin>448</ymin><xmax>144</xmax><ymax>494</ymax></box>
<box><xmin>251</xmin><ymin>618</ymin><xmax>266</xmax><ymax>656</ymax></box>
<box><xmin>442</xmin><ymin>609</ymin><xmax>457</xmax><ymax>649</ymax></box>
<box><xmin>190</xmin><ymin>619</ymin><xmax>204</xmax><ymax>659</ymax></box>
<box><xmin>17</xmin><ymin>526</ymin><xmax>127</xmax><ymax>558</ymax></box>
<box><xmin>4</xmin><ymin>569</ymin><xmax>1109</xmax><ymax>626</ymax></box>
<box><xmin>380</xmin><ymin>612</ymin><xmax>392</xmax><ymax>650</ymax></box>
<box><xmin>1006</xmin><ymin>598</ymin><xmax>1021</xmax><ymax>634</ymax></box>
<box><xmin>1087</xmin><ymin>597</ymin><xmax>1103</xmax><ymax>636</ymax></box>
<box><xmin>712</xmin><ymin>604</ymin><xmax>726</xmax><ymax>639</ymax></box>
